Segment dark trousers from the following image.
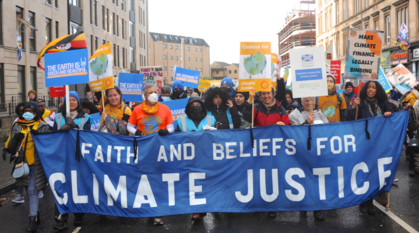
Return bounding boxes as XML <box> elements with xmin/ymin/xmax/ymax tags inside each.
<box><xmin>54</xmin><ymin>204</ymin><xmax>84</xmax><ymax>223</ymax></box>
<box><xmin>405</xmin><ymin>130</ymin><xmax>415</xmax><ymax>146</ymax></box>
<box><xmin>408</xmin><ymin>150</ymin><xmax>416</xmax><ymax>171</ymax></box>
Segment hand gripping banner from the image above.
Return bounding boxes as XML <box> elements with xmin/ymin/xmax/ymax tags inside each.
<box><xmin>33</xmin><ymin>111</ymin><xmax>409</xmax><ymax>218</ymax></box>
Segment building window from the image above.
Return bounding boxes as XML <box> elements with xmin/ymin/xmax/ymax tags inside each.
<box><xmin>170</xmin><ymin>56</ymin><xmax>173</xmax><ymax>60</ymax></box>
<box><xmin>95</xmin><ymin>36</ymin><xmax>98</xmax><ymax>50</ymax></box>
<box><xmin>385</xmin><ymin>15</ymin><xmax>390</xmax><ymax>44</ymax></box>
<box><xmin>129</xmin><ymin>0</ymin><xmax>133</xmax><ymax>11</ymax></box>
<box><xmin>139</xmin><ymin>7</ymin><xmax>142</xmax><ymax>24</ymax></box>
<box><xmin>90</xmin><ymin>35</ymin><xmax>94</xmax><ymax>55</ymax></box>
<box><xmin>30</xmin><ymin>67</ymin><xmax>36</xmax><ymax>93</ymax></box>
<box><xmin>176</xmin><ymin>56</ymin><xmax>178</xmax><ymax>60</ymax></box>
<box><xmin>336</xmin><ymin>36</ymin><xmax>340</xmax><ymax>58</ymax></box>
<box><xmin>365</xmin><ymin>24</ymin><xmax>369</xmax><ymax>29</ymax></box>
<box><xmin>117</xmin><ymin>45</ymin><xmax>120</xmax><ymax>67</ymax></box>
<box><xmin>199</xmin><ymin>48</ymin><xmax>202</xmax><ymax>52</ymax></box>
<box><xmin>229</xmin><ymin>70</ymin><xmax>231</xmax><ymax>74</ymax></box>
<box><xmin>170</xmin><ymin>45</ymin><xmax>173</xmax><ymax>49</ymax></box>
<box><xmin>116</xmin><ymin>15</ymin><xmax>119</xmax><ymax>37</ymax></box>
<box><xmin>17</xmin><ymin>65</ymin><xmax>26</xmax><ymax>101</ymax></box>
<box><xmin>164</xmin><ymin>67</ymin><xmax>166</xmax><ymax>71</ymax></box>
<box><xmin>354</xmin><ymin>0</ymin><xmax>361</xmax><ymax>14</ymax></box>
<box><xmin>116</xmin><ymin>0</ymin><xmax>118</xmax><ymax>6</ymax></box>
<box><xmin>56</xmin><ymin>21</ymin><xmax>59</xmax><ymax>39</ymax></box>
<box><xmin>398</xmin><ymin>7</ymin><xmax>409</xmax><ymax>31</ymax></box>
<box><xmin>200</xmin><ymin>58</ymin><xmax>202</xmax><ymax>62</ymax></box>
<box><xmin>103</xmin><ymin>39</ymin><xmax>105</xmax><ymax>45</ymax></box>
<box><xmin>170</xmin><ymin>67</ymin><xmax>173</xmax><ymax>71</ymax></box>
<box><xmin>175</xmin><ymin>46</ymin><xmax>178</xmax><ymax>49</ymax></box>
<box><xmin>69</xmin><ymin>0</ymin><xmax>80</xmax><ymax>7</ymax></box>
<box><xmin>113</xmin><ymin>44</ymin><xmax>116</xmax><ymax>66</ymax></box>
<box><xmin>374</xmin><ymin>19</ymin><xmax>379</xmax><ymax>30</ymax></box>
<box><xmin>187</xmin><ymin>47</ymin><xmax>190</xmax><ymax>51</ymax></box>
<box><xmin>0</xmin><ymin>63</ymin><xmax>3</xmax><ymax>103</ymax></box>
<box><xmin>234</xmin><ymin>70</ymin><xmax>237</xmax><ymax>74</ymax></box>
<box><xmin>122</xmin><ymin>19</ymin><xmax>125</xmax><ymax>39</ymax></box>
<box><xmin>171</xmin><ymin>77</ymin><xmax>173</xmax><ymax>81</ymax></box>
<box><xmin>143</xmin><ymin>10</ymin><xmax>145</xmax><ymax>25</ymax></box>
<box><xmin>187</xmin><ymin>57</ymin><xmax>190</xmax><ymax>61</ymax></box>
<box><xmin>46</xmin><ymin>0</ymin><xmax>51</xmax><ymax>5</ymax></box>
<box><xmin>194</xmin><ymin>48</ymin><xmax>197</xmax><ymax>51</ymax></box>
<box><xmin>107</xmin><ymin>8</ymin><xmax>110</xmax><ymax>32</ymax></box>
<box><xmin>336</xmin><ymin>4</ymin><xmax>339</xmax><ymax>25</ymax></box>
<box><xmin>365</xmin><ymin>0</ymin><xmax>368</xmax><ymax>8</ymax></box>
<box><xmin>29</xmin><ymin>12</ymin><xmax>36</xmax><ymax>51</ymax></box>
<box><xmin>129</xmin><ymin>21</ymin><xmax>133</xmax><ymax>37</ymax></box>
<box><xmin>343</xmin><ymin>33</ymin><xmax>348</xmax><ymax>55</ymax></box>
<box><xmin>139</xmin><ymin>31</ymin><xmax>142</xmax><ymax>48</ymax></box>
<box><xmin>45</xmin><ymin>18</ymin><xmax>52</xmax><ymax>43</ymax></box>
<box><xmin>70</xmin><ymin>21</ymin><xmax>80</xmax><ymax>35</ymax></box>
<box><xmin>0</xmin><ymin>1</ymin><xmax>2</xmax><ymax>45</ymax></box>
<box><xmin>102</xmin><ymin>5</ymin><xmax>105</xmax><ymax>30</ymax></box>
<box><xmin>122</xmin><ymin>48</ymin><xmax>125</xmax><ymax>68</ymax></box>
<box><xmin>195</xmin><ymin>58</ymin><xmax>197</xmax><ymax>61</ymax></box>
<box><xmin>164</xmin><ymin>55</ymin><xmax>166</xmax><ymax>59</ymax></box>
<box><xmin>121</xmin><ymin>0</ymin><xmax>124</xmax><ymax>11</ymax></box>
<box><xmin>113</xmin><ymin>13</ymin><xmax>116</xmax><ymax>35</ymax></box>
<box><xmin>130</xmin><ymin>47</ymin><xmax>135</xmax><ymax>63</ymax></box>
<box><xmin>343</xmin><ymin>0</ymin><xmax>349</xmax><ymax>20</ymax></box>
<box><xmin>163</xmin><ymin>44</ymin><xmax>166</xmax><ymax>48</ymax></box>
<box><xmin>16</xmin><ymin>7</ymin><xmax>24</xmax><ymax>49</ymax></box>
<box><xmin>216</xmin><ymin>71</ymin><xmax>219</xmax><ymax>74</ymax></box>
<box><xmin>90</xmin><ymin>0</ymin><xmax>92</xmax><ymax>24</ymax></box>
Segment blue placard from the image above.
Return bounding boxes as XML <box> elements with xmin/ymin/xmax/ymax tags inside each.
<box><xmin>174</xmin><ymin>67</ymin><xmax>200</xmax><ymax>88</ymax></box>
<box><xmin>44</xmin><ymin>49</ymin><xmax>90</xmax><ymax>87</ymax></box>
<box><xmin>378</xmin><ymin>67</ymin><xmax>392</xmax><ymax>92</ymax></box>
<box><xmin>32</xmin><ymin>111</ymin><xmax>408</xmax><ymax>218</ymax></box>
<box><xmin>163</xmin><ymin>98</ymin><xmax>189</xmax><ymax>129</ymax></box>
<box><xmin>118</xmin><ymin>73</ymin><xmax>144</xmax><ymax>102</ymax></box>
<box><xmin>90</xmin><ymin>113</ymin><xmax>101</xmax><ymax>131</ymax></box>
<box><xmin>295</xmin><ymin>68</ymin><xmax>323</xmax><ymax>81</ymax></box>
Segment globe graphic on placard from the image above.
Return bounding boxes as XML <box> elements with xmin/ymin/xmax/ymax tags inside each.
<box><xmin>90</xmin><ymin>53</ymin><xmax>108</xmax><ymax>76</ymax></box>
<box><xmin>244</xmin><ymin>52</ymin><xmax>267</xmax><ymax>75</ymax></box>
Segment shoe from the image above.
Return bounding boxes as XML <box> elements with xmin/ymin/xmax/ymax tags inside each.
<box><xmin>53</xmin><ymin>221</ymin><xmax>68</xmax><ymax>230</ymax></box>
<box><xmin>367</xmin><ymin>200</ymin><xmax>375</xmax><ymax>215</ymax></box>
<box><xmin>191</xmin><ymin>213</ymin><xmax>201</xmax><ymax>221</ymax></box>
<box><xmin>27</xmin><ymin>216</ymin><xmax>38</xmax><ymax>232</ymax></box>
<box><xmin>38</xmin><ymin>190</ymin><xmax>43</xmax><ymax>199</ymax></box>
<box><xmin>12</xmin><ymin>194</ymin><xmax>25</xmax><ymax>204</ymax></box>
<box><xmin>359</xmin><ymin>202</ymin><xmax>368</xmax><ymax>213</ymax></box>
<box><xmin>267</xmin><ymin>212</ymin><xmax>276</xmax><ymax>218</ymax></box>
<box><xmin>36</xmin><ymin>212</ymin><xmax>40</xmax><ymax>225</ymax></box>
<box><xmin>375</xmin><ymin>192</ymin><xmax>388</xmax><ymax>206</ymax></box>
<box><xmin>154</xmin><ymin>217</ymin><xmax>164</xmax><ymax>226</ymax></box>
<box><xmin>314</xmin><ymin>211</ymin><xmax>324</xmax><ymax>220</ymax></box>
<box><xmin>409</xmin><ymin>170</ymin><xmax>416</xmax><ymax>177</ymax></box>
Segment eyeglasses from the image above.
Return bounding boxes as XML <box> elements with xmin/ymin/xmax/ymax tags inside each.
<box><xmin>147</xmin><ymin>91</ymin><xmax>159</xmax><ymax>95</ymax></box>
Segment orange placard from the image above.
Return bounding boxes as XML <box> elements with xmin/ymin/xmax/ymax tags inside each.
<box><xmin>88</xmin><ymin>42</ymin><xmax>114</xmax><ymax>92</ymax></box>
<box><xmin>239</xmin><ymin>79</ymin><xmax>271</xmax><ymax>92</ymax></box>
<box><xmin>89</xmin><ymin>76</ymin><xmax>114</xmax><ymax>93</ymax></box>
<box><xmin>240</xmin><ymin>42</ymin><xmax>271</xmax><ymax>55</ymax></box>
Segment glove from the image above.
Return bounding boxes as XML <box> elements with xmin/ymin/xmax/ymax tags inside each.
<box><xmin>65</xmin><ymin>116</ymin><xmax>77</xmax><ymax>128</ymax></box>
<box><xmin>248</xmin><ymin>89</ymin><xmax>256</xmax><ymax>104</ymax></box>
<box><xmin>2</xmin><ymin>149</ymin><xmax>7</xmax><ymax>161</ymax></box>
<box><xmin>135</xmin><ymin>130</ymin><xmax>142</xmax><ymax>136</ymax></box>
<box><xmin>14</xmin><ymin>132</ymin><xmax>25</xmax><ymax>140</ymax></box>
<box><xmin>158</xmin><ymin>129</ymin><xmax>169</xmax><ymax>136</ymax></box>
<box><xmin>30</xmin><ymin>129</ymin><xmax>39</xmax><ymax>135</ymax></box>
<box><xmin>60</xmin><ymin>124</ymin><xmax>72</xmax><ymax>132</ymax></box>
<box><xmin>9</xmin><ymin>154</ymin><xmax>16</xmax><ymax>164</ymax></box>
<box><xmin>276</xmin><ymin>121</ymin><xmax>285</xmax><ymax>126</ymax></box>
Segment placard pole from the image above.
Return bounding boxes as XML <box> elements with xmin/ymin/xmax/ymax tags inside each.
<box><xmin>65</xmin><ymin>85</ymin><xmax>70</xmax><ymax>117</ymax></box>
<box><xmin>102</xmin><ymin>91</ymin><xmax>106</xmax><ymax>114</ymax></box>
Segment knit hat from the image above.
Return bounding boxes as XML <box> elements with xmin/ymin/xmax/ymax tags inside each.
<box><xmin>345</xmin><ymin>82</ymin><xmax>355</xmax><ymax>89</ymax></box>
<box><xmin>326</xmin><ymin>74</ymin><xmax>336</xmax><ymax>84</ymax></box>
<box><xmin>221</xmin><ymin>77</ymin><xmax>234</xmax><ymax>96</ymax></box>
<box><xmin>28</xmin><ymin>90</ymin><xmax>37</xmax><ymax>96</ymax></box>
<box><xmin>64</xmin><ymin>91</ymin><xmax>81</xmax><ymax>103</ymax></box>
<box><xmin>23</xmin><ymin>101</ymin><xmax>40</xmax><ymax>120</ymax></box>
<box><xmin>172</xmin><ymin>80</ymin><xmax>185</xmax><ymax>91</ymax></box>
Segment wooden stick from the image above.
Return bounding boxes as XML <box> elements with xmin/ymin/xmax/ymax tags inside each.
<box><xmin>355</xmin><ymin>83</ymin><xmax>361</xmax><ymax>120</ymax></box>
<box><xmin>102</xmin><ymin>91</ymin><xmax>106</xmax><ymax>114</ymax></box>
<box><xmin>251</xmin><ymin>101</ymin><xmax>254</xmax><ymax>128</ymax></box>
<box><xmin>65</xmin><ymin>85</ymin><xmax>70</xmax><ymax>117</ymax></box>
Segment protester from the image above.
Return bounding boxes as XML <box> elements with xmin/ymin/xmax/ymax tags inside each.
<box><xmin>37</xmin><ymin>99</ymin><xmax>55</xmax><ymax>129</ymax></box>
<box><xmin>52</xmin><ymin>91</ymin><xmax>91</xmax><ymax>229</ymax></box>
<box><xmin>204</xmin><ymin>87</ymin><xmax>240</xmax><ymax>130</ymax></box>
<box><xmin>317</xmin><ymin>74</ymin><xmax>347</xmax><ymax>122</ymax></box>
<box><xmin>98</xmin><ymin>87</ymin><xmax>132</xmax><ymax>135</ymax></box>
<box><xmin>221</xmin><ymin>77</ymin><xmax>235</xmax><ymax>98</ymax></box>
<box><xmin>401</xmin><ymin>84</ymin><xmax>419</xmax><ymax>106</ymax></box>
<box><xmin>283</xmin><ymin>89</ymin><xmax>302</xmax><ymax>113</ymax></box>
<box><xmin>159</xmin><ymin>85</ymin><xmax>171</xmax><ymax>102</ymax></box>
<box><xmin>170</xmin><ymin>80</ymin><xmax>188</xmax><ymax>100</ymax></box>
<box><xmin>13</xmin><ymin>102</ymin><xmax>26</xmax><ymax>124</ymax></box>
<box><xmin>350</xmin><ymin>81</ymin><xmax>392</xmax><ymax>214</ymax></box>
<box><xmin>343</xmin><ymin>82</ymin><xmax>356</xmax><ymax>109</ymax></box>
<box><xmin>28</xmin><ymin>90</ymin><xmax>37</xmax><ymax>102</ymax></box>
<box><xmin>81</xmin><ymin>101</ymin><xmax>100</xmax><ymax>115</ymax></box>
<box><xmin>4</xmin><ymin>101</ymin><xmax>49</xmax><ymax>232</ymax></box>
<box><xmin>127</xmin><ymin>84</ymin><xmax>173</xmax><ymax>225</ymax></box>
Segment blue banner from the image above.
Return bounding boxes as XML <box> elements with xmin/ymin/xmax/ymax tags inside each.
<box><xmin>33</xmin><ymin>111</ymin><xmax>408</xmax><ymax>218</ymax></box>
<box><xmin>378</xmin><ymin>67</ymin><xmax>392</xmax><ymax>93</ymax></box>
<box><xmin>118</xmin><ymin>73</ymin><xmax>144</xmax><ymax>102</ymax></box>
<box><xmin>90</xmin><ymin>113</ymin><xmax>101</xmax><ymax>131</ymax></box>
<box><xmin>44</xmin><ymin>49</ymin><xmax>90</xmax><ymax>87</ymax></box>
<box><xmin>163</xmin><ymin>98</ymin><xmax>188</xmax><ymax>129</ymax></box>
<box><xmin>174</xmin><ymin>67</ymin><xmax>200</xmax><ymax>88</ymax></box>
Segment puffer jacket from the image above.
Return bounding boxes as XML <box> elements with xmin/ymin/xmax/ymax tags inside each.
<box><xmin>7</xmin><ymin>121</ymin><xmax>49</xmax><ymax>191</ymax></box>
<box><xmin>243</xmin><ymin>101</ymin><xmax>290</xmax><ymax>126</ymax></box>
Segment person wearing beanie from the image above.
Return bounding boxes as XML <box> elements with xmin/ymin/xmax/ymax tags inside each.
<box><xmin>4</xmin><ymin>101</ymin><xmax>50</xmax><ymax>232</ymax></box>
<box><xmin>233</xmin><ymin>88</ymin><xmax>249</xmax><ymax>114</ymax></box>
<box><xmin>28</xmin><ymin>90</ymin><xmax>37</xmax><ymax>102</ymax></box>
<box><xmin>343</xmin><ymin>82</ymin><xmax>356</xmax><ymax>111</ymax></box>
<box><xmin>170</xmin><ymin>80</ymin><xmax>187</xmax><ymax>100</ymax></box>
<box><xmin>221</xmin><ymin>77</ymin><xmax>234</xmax><ymax>97</ymax></box>
<box><xmin>159</xmin><ymin>85</ymin><xmax>172</xmax><ymax>102</ymax></box>
<box><xmin>317</xmin><ymin>74</ymin><xmax>348</xmax><ymax>123</ymax></box>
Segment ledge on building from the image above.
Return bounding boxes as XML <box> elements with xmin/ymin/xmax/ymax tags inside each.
<box><xmin>381</xmin><ymin>6</ymin><xmax>391</xmax><ymax>12</ymax></box>
<box><xmin>341</xmin><ymin>26</ymin><xmax>350</xmax><ymax>32</ymax></box>
<box><xmin>362</xmin><ymin>16</ymin><xmax>370</xmax><ymax>22</ymax></box>
<box><xmin>371</xmin><ymin>11</ymin><xmax>380</xmax><ymax>17</ymax></box>
<box><xmin>393</xmin><ymin>0</ymin><xmax>409</xmax><ymax>7</ymax></box>
<box><xmin>352</xmin><ymin>20</ymin><xmax>362</xmax><ymax>27</ymax></box>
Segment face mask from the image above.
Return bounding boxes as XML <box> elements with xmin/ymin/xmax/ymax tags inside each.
<box><xmin>162</xmin><ymin>96</ymin><xmax>170</xmax><ymax>101</ymax></box>
<box><xmin>22</xmin><ymin>112</ymin><xmax>35</xmax><ymax>121</ymax></box>
<box><xmin>148</xmin><ymin>93</ymin><xmax>158</xmax><ymax>103</ymax></box>
<box><xmin>173</xmin><ymin>90</ymin><xmax>185</xmax><ymax>99</ymax></box>
<box><xmin>327</xmin><ymin>83</ymin><xmax>335</xmax><ymax>91</ymax></box>
<box><xmin>221</xmin><ymin>87</ymin><xmax>231</xmax><ymax>94</ymax></box>
<box><xmin>190</xmin><ymin>105</ymin><xmax>202</xmax><ymax>115</ymax></box>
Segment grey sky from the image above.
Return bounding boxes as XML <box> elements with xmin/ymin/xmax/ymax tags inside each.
<box><xmin>149</xmin><ymin>0</ymin><xmax>290</xmax><ymax>64</ymax></box>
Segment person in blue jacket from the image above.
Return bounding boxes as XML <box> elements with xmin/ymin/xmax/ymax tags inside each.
<box><xmin>204</xmin><ymin>87</ymin><xmax>240</xmax><ymax>130</ymax></box>
<box><xmin>52</xmin><ymin>91</ymin><xmax>91</xmax><ymax>230</ymax></box>
<box><xmin>176</xmin><ymin>97</ymin><xmax>216</xmax><ymax>132</ymax></box>
<box><xmin>221</xmin><ymin>77</ymin><xmax>234</xmax><ymax>98</ymax></box>
<box><xmin>170</xmin><ymin>80</ymin><xmax>188</xmax><ymax>100</ymax></box>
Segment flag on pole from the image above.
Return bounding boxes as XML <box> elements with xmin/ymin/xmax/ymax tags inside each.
<box><xmin>283</xmin><ymin>62</ymin><xmax>289</xmax><ymax>81</ymax></box>
<box><xmin>37</xmin><ymin>29</ymin><xmax>87</xmax><ymax>70</ymax></box>
<box><xmin>395</xmin><ymin>23</ymin><xmax>411</xmax><ymax>50</ymax></box>
<box><xmin>17</xmin><ymin>33</ymin><xmax>22</xmax><ymax>61</ymax></box>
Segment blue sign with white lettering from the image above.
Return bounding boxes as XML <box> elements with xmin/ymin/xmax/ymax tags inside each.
<box><xmin>174</xmin><ymin>67</ymin><xmax>200</xmax><ymax>88</ymax></box>
<box><xmin>90</xmin><ymin>113</ymin><xmax>101</xmax><ymax>131</ymax></box>
<box><xmin>378</xmin><ymin>67</ymin><xmax>392</xmax><ymax>92</ymax></box>
<box><xmin>163</xmin><ymin>98</ymin><xmax>189</xmax><ymax>129</ymax></box>
<box><xmin>44</xmin><ymin>49</ymin><xmax>90</xmax><ymax>87</ymax></box>
<box><xmin>118</xmin><ymin>73</ymin><xmax>144</xmax><ymax>102</ymax></box>
<box><xmin>295</xmin><ymin>68</ymin><xmax>323</xmax><ymax>81</ymax></box>
<box><xmin>33</xmin><ymin>111</ymin><xmax>408</xmax><ymax>218</ymax></box>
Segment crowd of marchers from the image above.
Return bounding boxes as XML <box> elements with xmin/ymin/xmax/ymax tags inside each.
<box><xmin>3</xmin><ymin>71</ymin><xmax>418</xmax><ymax>232</ymax></box>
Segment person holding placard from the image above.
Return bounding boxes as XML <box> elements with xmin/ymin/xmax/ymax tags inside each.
<box><xmin>204</xmin><ymin>87</ymin><xmax>241</xmax><ymax>130</ymax></box>
<box><xmin>99</xmin><ymin>87</ymin><xmax>132</xmax><ymax>135</ymax></box>
<box><xmin>317</xmin><ymin>74</ymin><xmax>347</xmax><ymax>123</ymax></box>
<box><xmin>349</xmin><ymin>81</ymin><xmax>393</xmax><ymax>214</ymax></box>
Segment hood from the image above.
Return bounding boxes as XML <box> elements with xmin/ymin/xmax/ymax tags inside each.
<box><xmin>23</xmin><ymin>101</ymin><xmax>40</xmax><ymax>120</ymax></box>
<box><xmin>185</xmin><ymin>96</ymin><xmax>206</xmax><ymax>118</ymax></box>
<box><xmin>204</xmin><ymin>87</ymin><xmax>229</xmax><ymax>112</ymax></box>
<box><xmin>221</xmin><ymin>77</ymin><xmax>234</xmax><ymax>96</ymax></box>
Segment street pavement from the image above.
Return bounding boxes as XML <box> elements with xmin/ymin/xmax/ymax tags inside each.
<box><xmin>0</xmin><ymin>150</ymin><xmax>418</xmax><ymax>233</ymax></box>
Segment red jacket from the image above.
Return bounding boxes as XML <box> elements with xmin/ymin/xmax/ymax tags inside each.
<box><xmin>243</xmin><ymin>101</ymin><xmax>290</xmax><ymax>127</ymax></box>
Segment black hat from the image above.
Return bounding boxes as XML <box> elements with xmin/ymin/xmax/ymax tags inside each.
<box><xmin>23</xmin><ymin>101</ymin><xmax>40</xmax><ymax>120</ymax></box>
<box><xmin>345</xmin><ymin>82</ymin><xmax>355</xmax><ymax>89</ymax></box>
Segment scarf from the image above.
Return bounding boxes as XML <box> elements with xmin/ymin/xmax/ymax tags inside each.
<box><xmin>70</xmin><ymin>110</ymin><xmax>78</xmax><ymax>119</ymax></box>
<box><xmin>234</xmin><ymin>103</ymin><xmax>245</xmax><ymax>113</ymax></box>
<box><xmin>262</xmin><ymin>99</ymin><xmax>277</xmax><ymax>110</ymax></box>
<box><xmin>104</xmin><ymin>102</ymin><xmax>126</xmax><ymax>121</ymax></box>
<box><xmin>142</xmin><ymin>102</ymin><xmax>160</xmax><ymax>114</ymax></box>
<box><xmin>189</xmin><ymin>112</ymin><xmax>206</xmax><ymax>121</ymax></box>
<box><xmin>364</xmin><ymin>97</ymin><xmax>382</xmax><ymax>117</ymax></box>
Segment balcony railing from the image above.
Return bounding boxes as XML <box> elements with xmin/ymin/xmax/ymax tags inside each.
<box><xmin>0</xmin><ymin>95</ymin><xmax>63</xmax><ymax>117</ymax></box>
<box><xmin>279</xmin><ymin>39</ymin><xmax>316</xmax><ymax>55</ymax></box>
<box><xmin>279</xmin><ymin>23</ymin><xmax>316</xmax><ymax>42</ymax></box>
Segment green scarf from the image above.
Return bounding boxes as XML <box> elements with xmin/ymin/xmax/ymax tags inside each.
<box><xmin>364</xmin><ymin>97</ymin><xmax>382</xmax><ymax>117</ymax></box>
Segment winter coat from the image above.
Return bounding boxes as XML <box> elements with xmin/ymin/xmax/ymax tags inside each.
<box><xmin>243</xmin><ymin>101</ymin><xmax>290</xmax><ymax>126</ymax></box>
<box><xmin>6</xmin><ymin>121</ymin><xmax>49</xmax><ymax>190</ymax></box>
<box><xmin>52</xmin><ymin>111</ymin><xmax>91</xmax><ymax>131</ymax></box>
<box><xmin>344</xmin><ymin>91</ymin><xmax>355</xmax><ymax>109</ymax></box>
<box><xmin>204</xmin><ymin>87</ymin><xmax>241</xmax><ymax>130</ymax></box>
<box><xmin>347</xmin><ymin>99</ymin><xmax>392</xmax><ymax>120</ymax></box>
<box><xmin>176</xmin><ymin>97</ymin><xmax>216</xmax><ymax>132</ymax></box>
